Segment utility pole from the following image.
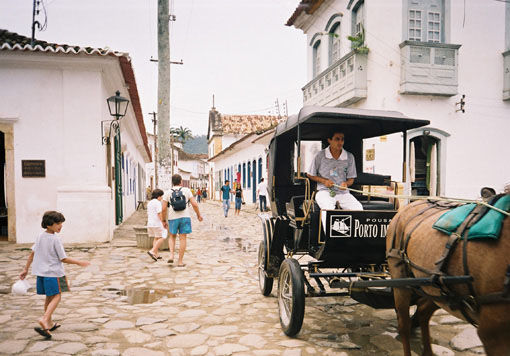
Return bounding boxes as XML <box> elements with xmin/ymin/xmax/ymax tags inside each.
<box><xmin>157</xmin><ymin>0</ymin><xmax>172</xmax><ymax>176</ymax></box>
<box><xmin>149</xmin><ymin>112</ymin><xmax>158</xmax><ymax>187</ymax></box>
<box><xmin>31</xmin><ymin>0</ymin><xmax>40</xmax><ymax>46</ymax></box>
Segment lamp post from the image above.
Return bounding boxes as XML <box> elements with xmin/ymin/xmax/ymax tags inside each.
<box><xmin>105</xmin><ymin>90</ymin><xmax>129</xmax><ymax>225</ymax></box>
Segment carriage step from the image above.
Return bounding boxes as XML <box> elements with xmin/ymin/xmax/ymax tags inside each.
<box><xmin>308</xmin><ymin>273</ymin><xmax>473</xmax><ymax>289</ymax></box>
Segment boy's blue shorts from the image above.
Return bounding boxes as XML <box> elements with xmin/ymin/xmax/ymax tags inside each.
<box><xmin>168</xmin><ymin>217</ymin><xmax>192</xmax><ymax>235</ymax></box>
<box><xmin>36</xmin><ymin>276</ymin><xmax>69</xmax><ymax>296</ymax></box>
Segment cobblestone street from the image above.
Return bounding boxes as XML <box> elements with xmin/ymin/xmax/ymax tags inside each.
<box><xmin>0</xmin><ymin>201</ymin><xmax>485</xmax><ymax>355</ymax></box>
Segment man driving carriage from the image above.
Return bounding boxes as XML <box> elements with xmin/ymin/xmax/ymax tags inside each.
<box><xmin>307</xmin><ymin>131</ymin><xmax>363</xmax><ymax>219</ymax></box>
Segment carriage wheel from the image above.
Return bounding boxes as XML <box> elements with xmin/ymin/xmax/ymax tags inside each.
<box><xmin>278</xmin><ymin>258</ymin><xmax>305</xmax><ymax>337</ymax></box>
<box><xmin>258</xmin><ymin>241</ymin><xmax>273</xmax><ymax>296</ymax></box>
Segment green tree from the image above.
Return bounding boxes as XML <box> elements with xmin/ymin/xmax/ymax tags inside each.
<box><xmin>170</xmin><ymin>126</ymin><xmax>193</xmax><ymax>143</ymax></box>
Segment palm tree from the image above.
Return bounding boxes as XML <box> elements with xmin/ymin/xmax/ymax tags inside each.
<box><xmin>170</xmin><ymin>126</ymin><xmax>193</xmax><ymax>143</ymax></box>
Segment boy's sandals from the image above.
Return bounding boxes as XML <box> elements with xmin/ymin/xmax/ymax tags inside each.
<box><xmin>34</xmin><ymin>327</ymin><xmax>52</xmax><ymax>339</ymax></box>
<box><xmin>167</xmin><ymin>259</ymin><xmax>174</xmax><ymax>264</ymax></box>
<box><xmin>147</xmin><ymin>251</ymin><xmax>158</xmax><ymax>261</ymax></box>
<box><xmin>176</xmin><ymin>264</ymin><xmax>186</xmax><ymax>267</ymax></box>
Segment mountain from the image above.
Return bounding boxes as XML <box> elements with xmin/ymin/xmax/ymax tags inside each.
<box><xmin>183</xmin><ymin>135</ymin><xmax>208</xmax><ymax>154</ymax></box>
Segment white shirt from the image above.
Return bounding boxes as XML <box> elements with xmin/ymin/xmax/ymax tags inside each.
<box><xmin>257</xmin><ymin>181</ymin><xmax>268</xmax><ymax>197</ymax></box>
<box><xmin>147</xmin><ymin>199</ymin><xmax>164</xmax><ymax>228</ymax></box>
<box><xmin>31</xmin><ymin>231</ymin><xmax>67</xmax><ymax>277</ymax></box>
<box><xmin>163</xmin><ymin>186</ymin><xmax>193</xmax><ymax>219</ymax></box>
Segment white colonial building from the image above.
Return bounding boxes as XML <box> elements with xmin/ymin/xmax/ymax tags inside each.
<box><xmin>0</xmin><ymin>29</ymin><xmax>151</xmax><ymax>243</ymax></box>
<box><xmin>287</xmin><ymin>0</ymin><xmax>510</xmax><ymax>198</ymax></box>
<box><xmin>207</xmin><ymin>106</ymin><xmax>282</xmax><ymax>202</ymax></box>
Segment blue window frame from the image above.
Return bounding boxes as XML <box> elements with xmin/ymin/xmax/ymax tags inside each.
<box><xmin>243</xmin><ymin>163</ymin><xmax>246</xmax><ymax>188</ymax></box>
<box><xmin>247</xmin><ymin>162</ymin><xmax>251</xmax><ymax>188</ymax></box>
<box><xmin>258</xmin><ymin>158</ymin><xmax>262</xmax><ymax>183</ymax></box>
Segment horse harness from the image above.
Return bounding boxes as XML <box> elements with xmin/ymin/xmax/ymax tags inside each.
<box><xmin>387</xmin><ymin>196</ymin><xmax>510</xmax><ymax>327</ymax></box>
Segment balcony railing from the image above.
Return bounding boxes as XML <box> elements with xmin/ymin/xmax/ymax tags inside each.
<box><xmin>503</xmin><ymin>50</ymin><xmax>510</xmax><ymax>101</ymax></box>
<box><xmin>303</xmin><ymin>51</ymin><xmax>367</xmax><ymax>107</ymax></box>
<box><xmin>399</xmin><ymin>41</ymin><xmax>461</xmax><ymax>96</ymax></box>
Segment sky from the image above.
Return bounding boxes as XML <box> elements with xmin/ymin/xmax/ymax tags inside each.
<box><xmin>0</xmin><ymin>0</ymin><xmax>307</xmax><ymax>136</ymax></box>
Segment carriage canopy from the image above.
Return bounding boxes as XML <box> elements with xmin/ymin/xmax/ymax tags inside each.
<box><xmin>274</xmin><ymin>106</ymin><xmax>430</xmax><ymax>141</ymax></box>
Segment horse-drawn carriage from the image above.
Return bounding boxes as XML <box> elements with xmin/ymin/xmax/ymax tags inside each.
<box><xmin>257</xmin><ymin>106</ymin><xmax>510</xmax><ymax>355</ymax></box>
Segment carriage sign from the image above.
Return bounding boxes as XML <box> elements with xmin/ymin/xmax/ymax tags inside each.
<box><xmin>328</xmin><ymin>211</ymin><xmax>395</xmax><ymax>238</ymax></box>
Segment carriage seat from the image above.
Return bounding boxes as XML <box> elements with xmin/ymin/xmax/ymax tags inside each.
<box><xmin>352</xmin><ymin>172</ymin><xmax>396</xmax><ymax>211</ymax></box>
<box><xmin>286</xmin><ymin>195</ymin><xmax>319</xmax><ymax>228</ymax></box>
<box><xmin>286</xmin><ymin>195</ymin><xmax>304</xmax><ymax>220</ymax></box>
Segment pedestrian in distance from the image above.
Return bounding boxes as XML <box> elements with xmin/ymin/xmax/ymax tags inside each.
<box><xmin>197</xmin><ymin>187</ymin><xmax>202</xmax><ymax>203</ymax></box>
<box><xmin>202</xmin><ymin>187</ymin><xmax>207</xmax><ymax>201</ymax></box>
<box><xmin>220</xmin><ymin>180</ymin><xmax>233</xmax><ymax>217</ymax></box>
<box><xmin>162</xmin><ymin>174</ymin><xmax>203</xmax><ymax>267</ymax></box>
<box><xmin>147</xmin><ymin>189</ymin><xmax>167</xmax><ymax>261</ymax></box>
<box><xmin>257</xmin><ymin>178</ymin><xmax>269</xmax><ymax>212</ymax></box>
<box><xmin>19</xmin><ymin>211</ymin><xmax>90</xmax><ymax>339</ymax></box>
<box><xmin>234</xmin><ymin>181</ymin><xmax>244</xmax><ymax>215</ymax></box>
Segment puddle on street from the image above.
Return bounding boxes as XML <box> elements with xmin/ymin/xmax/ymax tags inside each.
<box><xmin>120</xmin><ymin>287</ymin><xmax>175</xmax><ymax>304</ymax></box>
<box><xmin>221</xmin><ymin>236</ymin><xmax>257</xmax><ymax>253</ymax></box>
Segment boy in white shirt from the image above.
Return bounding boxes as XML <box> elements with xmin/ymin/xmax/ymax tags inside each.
<box><xmin>19</xmin><ymin>211</ymin><xmax>90</xmax><ymax>339</ymax></box>
<box><xmin>147</xmin><ymin>189</ymin><xmax>167</xmax><ymax>261</ymax></box>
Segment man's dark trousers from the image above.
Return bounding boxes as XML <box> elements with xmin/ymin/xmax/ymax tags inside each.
<box><xmin>259</xmin><ymin>196</ymin><xmax>267</xmax><ymax>211</ymax></box>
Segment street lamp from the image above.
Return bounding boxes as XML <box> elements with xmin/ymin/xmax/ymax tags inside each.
<box><xmin>103</xmin><ymin>90</ymin><xmax>129</xmax><ymax>225</ymax></box>
<box><xmin>107</xmin><ymin>90</ymin><xmax>129</xmax><ymax>119</ymax></box>
<box><xmin>102</xmin><ymin>90</ymin><xmax>130</xmax><ymax>144</ymax></box>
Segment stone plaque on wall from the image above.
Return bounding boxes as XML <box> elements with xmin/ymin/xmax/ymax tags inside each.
<box><xmin>22</xmin><ymin>160</ymin><xmax>45</xmax><ymax>177</ymax></box>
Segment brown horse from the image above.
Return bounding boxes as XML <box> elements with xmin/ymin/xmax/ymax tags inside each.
<box><xmin>386</xmin><ymin>198</ymin><xmax>510</xmax><ymax>356</ymax></box>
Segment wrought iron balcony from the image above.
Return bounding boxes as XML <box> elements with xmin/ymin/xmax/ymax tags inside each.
<box><xmin>303</xmin><ymin>51</ymin><xmax>367</xmax><ymax>107</ymax></box>
<box><xmin>399</xmin><ymin>41</ymin><xmax>461</xmax><ymax>96</ymax></box>
<box><xmin>503</xmin><ymin>50</ymin><xmax>510</xmax><ymax>101</ymax></box>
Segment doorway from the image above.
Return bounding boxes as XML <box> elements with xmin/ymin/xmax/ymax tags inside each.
<box><xmin>410</xmin><ymin>135</ymin><xmax>440</xmax><ymax>196</ymax></box>
<box><xmin>252</xmin><ymin>159</ymin><xmax>257</xmax><ymax>203</ymax></box>
<box><xmin>0</xmin><ymin>132</ymin><xmax>6</xmax><ymax>241</ymax></box>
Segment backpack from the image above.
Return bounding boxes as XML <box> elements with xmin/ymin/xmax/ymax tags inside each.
<box><xmin>169</xmin><ymin>188</ymin><xmax>187</xmax><ymax>211</ymax></box>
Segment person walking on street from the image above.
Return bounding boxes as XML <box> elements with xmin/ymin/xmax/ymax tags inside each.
<box><xmin>197</xmin><ymin>188</ymin><xmax>202</xmax><ymax>203</ymax></box>
<box><xmin>220</xmin><ymin>180</ymin><xmax>232</xmax><ymax>217</ymax></box>
<box><xmin>162</xmin><ymin>174</ymin><xmax>203</xmax><ymax>267</ymax></box>
<box><xmin>19</xmin><ymin>211</ymin><xmax>90</xmax><ymax>339</ymax></box>
<box><xmin>257</xmin><ymin>178</ymin><xmax>269</xmax><ymax>212</ymax></box>
<box><xmin>147</xmin><ymin>189</ymin><xmax>167</xmax><ymax>261</ymax></box>
<box><xmin>234</xmin><ymin>182</ymin><xmax>244</xmax><ymax>215</ymax></box>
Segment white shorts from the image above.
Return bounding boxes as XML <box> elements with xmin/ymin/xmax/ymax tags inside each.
<box><xmin>316</xmin><ymin>190</ymin><xmax>363</xmax><ymax>232</ymax></box>
<box><xmin>147</xmin><ymin>226</ymin><xmax>168</xmax><ymax>239</ymax></box>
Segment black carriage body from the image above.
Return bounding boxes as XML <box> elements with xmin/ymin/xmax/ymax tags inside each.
<box><xmin>316</xmin><ymin>210</ymin><xmax>396</xmax><ymax>267</ymax></box>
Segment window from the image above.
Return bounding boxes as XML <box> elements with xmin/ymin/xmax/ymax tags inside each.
<box><xmin>352</xmin><ymin>1</ymin><xmax>364</xmax><ymax>37</ymax></box>
<box><xmin>409</xmin><ymin>10</ymin><xmax>422</xmax><ymax>41</ymax></box>
<box><xmin>407</xmin><ymin>0</ymin><xmax>445</xmax><ymax>43</ymax></box>
<box><xmin>329</xmin><ymin>22</ymin><xmax>341</xmax><ymax>65</ymax></box>
<box><xmin>427</xmin><ymin>12</ymin><xmax>440</xmax><ymax>42</ymax></box>
<box><xmin>312</xmin><ymin>40</ymin><xmax>321</xmax><ymax>77</ymax></box>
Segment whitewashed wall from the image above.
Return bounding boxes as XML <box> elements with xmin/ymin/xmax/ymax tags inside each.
<box><xmin>300</xmin><ymin>0</ymin><xmax>510</xmax><ymax>198</ymax></box>
<box><xmin>0</xmin><ymin>52</ymin><xmax>149</xmax><ymax>243</ymax></box>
